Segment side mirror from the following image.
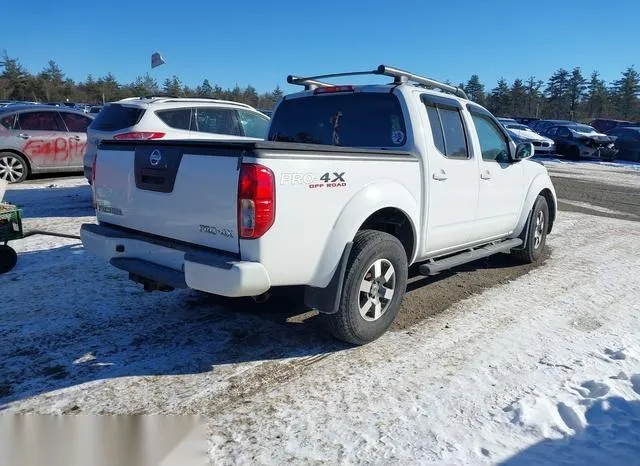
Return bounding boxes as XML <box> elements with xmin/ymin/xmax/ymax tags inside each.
<box><xmin>513</xmin><ymin>142</ymin><xmax>534</xmax><ymax>161</ymax></box>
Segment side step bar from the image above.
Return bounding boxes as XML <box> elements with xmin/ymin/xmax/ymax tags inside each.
<box><xmin>418</xmin><ymin>238</ymin><xmax>523</xmax><ymax>276</ymax></box>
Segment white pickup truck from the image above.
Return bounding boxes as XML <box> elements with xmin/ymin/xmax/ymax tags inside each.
<box><xmin>81</xmin><ymin>65</ymin><xmax>557</xmax><ymax>345</ymax></box>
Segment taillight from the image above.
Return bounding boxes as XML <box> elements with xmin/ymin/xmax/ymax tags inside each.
<box><xmin>238</xmin><ymin>163</ymin><xmax>275</xmax><ymax>239</ymax></box>
<box><xmin>113</xmin><ymin>131</ymin><xmax>165</xmax><ymax>140</ymax></box>
<box><xmin>91</xmin><ymin>154</ymin><xmax>97</xmax><ymax>208</ymax></box>
<box><xmin>314</xmin><ymin>85</ymin><xmax>354</xmax><ymax>95</ymax></box>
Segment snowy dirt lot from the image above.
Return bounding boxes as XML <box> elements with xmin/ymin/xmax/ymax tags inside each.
<box><xmin>1</xmin><ymin>160</ymin><xmax>640</xmax><ymax>465</ymax></box>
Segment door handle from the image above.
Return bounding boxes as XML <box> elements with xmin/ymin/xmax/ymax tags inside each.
<box><xmin>432</xmin><ymin>169</ymin><xmax>448</xmax><ymax>181</ymax></box>
<box><xmin>18</xmin><ymin>133</ymin><xmax>30</xmax><ymax>140</ymax></box>
<box><xmin>70</xmin><ymin>135</ymin><xmax>82</xmax><ymax>141</ymax></box>
<box><xmin>480</xmin><ymin>170</ymin><xmax>492</xmax><ymax>180</ymax></box>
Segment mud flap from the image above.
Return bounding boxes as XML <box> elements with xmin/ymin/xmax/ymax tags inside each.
<box><xmin>303</xmin><ymin>242</ymin><xmax>353</xmax><ymax>314</ymax></box>
<box><xmin>513</xmin><ymin>207</ymin><xmax>534</xmax><ymax>250</ymax></box>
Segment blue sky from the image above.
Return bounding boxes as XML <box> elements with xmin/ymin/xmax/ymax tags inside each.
<box><xmin>2</xmin><ymin>0</ymin><xmax>639</xmax><ymax>94</ymax></box>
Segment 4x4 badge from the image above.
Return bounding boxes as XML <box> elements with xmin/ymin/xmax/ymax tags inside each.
<box><xmin>149</xmin><ymin>149</ymin><xmax>162</xmax><ymax>166</ymax></box>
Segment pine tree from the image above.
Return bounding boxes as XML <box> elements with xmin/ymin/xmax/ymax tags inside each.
<box><xmin>465</xmin><ymin>75</ymin><xmax>485</xmax><ymax>106</ymax></box>
<box><xmin>510</xmin><ymin>79</ymin><xmax>527</xmax><ymax>116</ymax></box>
<box><xmin>567</xmin><ymin>67</ymin><xmax>586</xmax><ymax>120</ymax></box>
<box><xmin>488</xmin><ymin>78</ymin><xmax>511</xmax><ymax>116</ymax></box>
<box><xmin>612</xmin><ymin>66</ymin><xmax>640</xmax><ymax>120</ymax></box>
<box><xmin>162</xmin><ymin>75</ymin><xmax>183</xmax><ymax>97</ymax></box>
<box><xmin>585</xmin><ymin>71</ymin><xmax>609</xmax><ymax>118</ymax></box>
<box><xmin>525</xmin><ymin>77</ymin><xmax>544</xmax><ymax>117</ymax></box>
<box><xmin>545</xmin><ymin>69</ymin><xmax>571</xmax><ymax>118</ymax></box>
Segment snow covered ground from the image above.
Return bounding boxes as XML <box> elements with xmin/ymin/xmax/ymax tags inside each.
<box><xmin>1</xmin><ymin>163</ymin><xmax>639</xmax><ymax>465</ymax></box>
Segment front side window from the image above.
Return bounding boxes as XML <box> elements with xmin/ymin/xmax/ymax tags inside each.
<box><xmin>194</xmin><ymin>108</ymin><xmax>239</xmax><ymax>135</ymax></box>
<box><xmin>424</xmin><ymin>101</ymin><xmax>469</xmax><ymax>159</ymax></box>
<box><xmin>471</xmin><ymin>113</ymin><xmax>510</xmax><ymax>163</ymax></box>
<box><xmin>557</xmin><ymin>127</ymin><xmax>571</xmax><ymax>137</ymax></box>
<box><xmin>17</xmin><ymin>111</ymin><xmax>64</xmax><ymax>131</ymax></box>
<box><xmin>156</xmin><ymin>108</ymin><xmax>192</xmax><ymax>130</ymax></box>
<box><xmin>546</xmin><ymin>127</ymin><xmax>558</xmax><ymax>137</ymax></box>
<box><xmin>237</xmin><ymin>110</ymin><xmax>269</xmax><ymax>138</ymax></box>
<box><xmin>60</xmin><ymin>112</ymin><xmax>92</xmax><ymax>132</ymax></box>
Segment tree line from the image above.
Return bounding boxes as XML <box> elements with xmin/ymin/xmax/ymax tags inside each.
<box><xmin>1</xmin><ymin>51</ymin><xmax>639</xmax><ymax>120</ymax></box>
<box><xmin>0</xmin><ymin>52</ymin><xmax>284</xmax><ymax>110</ymax></box>
<box><xmin>459</xmin><ymin>66</ymin><xmax>640</xmax><ymax>122</ymax></box>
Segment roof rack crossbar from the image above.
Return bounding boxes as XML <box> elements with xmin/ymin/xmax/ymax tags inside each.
<box><xmin>286</xmin><ymin>64</ymin><xmax>468</xmax><ymax>99</ymax></box>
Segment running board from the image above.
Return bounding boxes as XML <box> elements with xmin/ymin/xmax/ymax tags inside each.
<box><xmin>418</xmin><ymin>238</ymin><xmax>523</xmax><ymax>276</ymax></box>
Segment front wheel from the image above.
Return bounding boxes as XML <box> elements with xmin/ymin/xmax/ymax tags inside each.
<box><xmin>323</xmin><ymin>230</ymin><xmax>408</xmax><ymax>345</ymax></box>
<box><xmin>513</xmin><ymin>195</ymin><xmax>549</xmax><ymax>264</ymax></box>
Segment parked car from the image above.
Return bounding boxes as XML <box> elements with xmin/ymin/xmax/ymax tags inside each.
<box><xmin>514</xmin><ymin>117</ymin><xmax>540</xmax><ymax>126</ymax></box>
<box><xmin>530</xmin><ymin>119</ymin><xmax>574</xmax><ymax>134</ymax></box>
<box><xmin>0</xmin><ymin>105</ymin><xmax>94</xmax><ymax>183</ymax></box>
<box><xmin>82</xmin><ymin>97</ymin><xmax>271</xmax><ymax>183</ymax></box>
<box><xmin>88</xmin><ymin>106</ymin><xmax>103</xmax><ymax>115</ymax></box>
<box><xmin>81</xmin><ymin>64</ymin><xmax>557</xmax><ymax>345</ymax></box>
<box><xmin>606</xmin><ymin>127</ymin><xmax>640</xmax><ymax>162</ymax></box>
<box><xmin>497</xmin><ymin>117</ymin><xmax>518</xmax><ymax>125</ymax></box>
<box><xmin>544</xmin><ymin>124</ymin><xmax>617</xmax><ymax>160</ymax></box>
<box><xmin>589</xmin><ymin>118</ymin><xmax>640</xmax><ymax>134</ymax></box>
<box><xmin>503</xmin><ymin>123</ymin><xmax>555</xmax><ymax>154</ymax></box>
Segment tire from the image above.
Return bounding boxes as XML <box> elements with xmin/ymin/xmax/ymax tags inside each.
<box><xmin>323</xmin><ymin>230</ymin><xmax>408</xmax><ymax>345</ymax></box>
<box><xmin>513</xmin><ymin>195</ymin><xmax>549</xmax><ymax>264</ymax></box>
<box><xmin>0</xmin><ymin>152</ymin><xmax>29</xmax><ymax>184</ymax></box>
<box><xmin>0</xmin><ymin>245</ymin><xmax>18</xmax><ymax>274</ymax></box>
<box><xmin>567</xmin><ymin>146</ymin><xmax>580</xmax><ymax>161</ymax></box>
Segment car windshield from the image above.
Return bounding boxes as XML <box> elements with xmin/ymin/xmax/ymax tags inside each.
<box><xmin>506</xmin><ymin>124</ymin><xmax>531</xmax><ymax>131</ymax></box>
<box><xmin>569</xmin><ymin>125</ymin><xmax>597</xmax><ymax>133</ymax></box>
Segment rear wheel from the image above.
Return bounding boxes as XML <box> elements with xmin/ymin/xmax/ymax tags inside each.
<box><xmin>0</xmin><ymin>152</ymin><xmax>28</xmax><ymax>183</ymax></box>
<box><xmin>323</xmin><ymin>230</ymin><xmax>408</xmax><ymax>345</ymax></box>
<box><xmin>513</xmin><ymin>195</ymin><xmax>549</xmax><ymax>264</ymax></box>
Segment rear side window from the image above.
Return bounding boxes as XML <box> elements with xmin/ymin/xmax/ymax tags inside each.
<box><xmin>0</xmin><ymin>114</ymin><xmax>15</xmax><ymax>129</ymax></box>
<box><xmin>268</xmin><ymin>92</ymin><xmax>407</xmax><ymax>147</ymax></box>
<box><xmin>156</xmin><ymin>108</ymin><xmax>192</xmax><ymax>130</ymax></box>
<box><xmin>61</xmin><ymin>112</ymin><xmax>93</xmax><ymax>132</ymax></box>
<box><xmin>193</xmin><ymin>108</ymin><xmax>240</xmax><ymax>135</ymax></box>
<box><xmin>17</xmin><ymin>111</ymin><xmax>65</xmax><ymax>131</ymax></box>
<box><xmin>423</xmin><ymin>102</ymin><xmax>469</xmax><ymax>159</ymax></box>
<box><xmin>91</xmin><ymin>104</ymin><xmax>145</xmax><ymax>131</ymax></box>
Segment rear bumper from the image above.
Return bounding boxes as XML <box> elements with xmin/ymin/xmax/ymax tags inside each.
<box><xmin>80</xmin><ymin>223</ymin><xmax>271</xmax><ymax>297</ymax></box>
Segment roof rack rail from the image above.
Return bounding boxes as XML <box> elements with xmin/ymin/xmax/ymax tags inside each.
<box><xmin>286</xmin><ymin>75</ymin><xmax>333</xmax><ymax>90</ymax></box>
<box><xmin>286</xmin><ymin>64</ymin><xmax>468</xmax><ymax>99</ymax></box>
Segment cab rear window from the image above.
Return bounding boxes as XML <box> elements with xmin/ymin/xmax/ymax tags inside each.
<box><xmin>90</xmin><ymin>104</ymin><xmax>145</xmax><ymax>131</ymax></box>
<box><xmin>268</xmin><ymin>92</ymin><xmax>407</xmax><ymax>147</ymax></box>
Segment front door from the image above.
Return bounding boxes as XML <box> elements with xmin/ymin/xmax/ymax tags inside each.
<box><xmin>469</xmin><ymin>111</ymin><xmax>524</xmax><ymax>241</ymax></box>
<box><xmin>15</xmin><ymin>110</ymin><xmax>68</xmax><ymax>169</ymax></box>
<box><xmin>421</xmin><ymin>95</ymin><xmax>479</xmax><ymax>255</ymax></box>
<box><xmin>59</xmin><ymin>111</ymin><xmax>93</xmax><ymax>168</ymax></box>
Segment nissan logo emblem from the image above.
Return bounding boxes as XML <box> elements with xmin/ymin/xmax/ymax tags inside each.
<box><xmin>149</xmin><ymin>149</ymin><xmax>162</xmax><ymax>166</ymax></box>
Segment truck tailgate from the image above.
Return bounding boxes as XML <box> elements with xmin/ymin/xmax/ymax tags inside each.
<box><xmin>93</xmin><ymin>143</ymin><xmax>240</xmax><ymax>254</ymax></box>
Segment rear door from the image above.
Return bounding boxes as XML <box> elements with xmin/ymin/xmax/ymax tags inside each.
<box><xmin>190</xmin><ymin>107</ymin><xmax>245</xmax><ymax>139</ymax></box>
<box><xmin>421</xmin><ymin>95</ymin><xmax>478</xmax><ymax>254</ymax></box>
<box><xmin>16</xmin><ymin>110</ymin><xmax>68</xmax><ymax>169</ymax></box>
<box><xmin>468</xmin><ymin>108</ymin><xmax>523</xmax><ymax>240</ymax></box>
<box><xmin>59</xmin><ymin>111</ymin><xmax>93</xmax><ymax>168</ymax></box>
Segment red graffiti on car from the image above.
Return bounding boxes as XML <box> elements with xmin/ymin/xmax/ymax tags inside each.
<box><xmin>23</xmin><ymin>137</ymin><xmax>86</xmax><ymax>161</ymax></box>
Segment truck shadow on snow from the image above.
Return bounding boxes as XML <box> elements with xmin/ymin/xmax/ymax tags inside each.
<box><xmin>499</xmin><ymin>396</ymin><xmax>640</xmax><ymax>465</ymax></box>
<box><xmin>3</xmin><ymin>185</ymin><xmax>93</xmax><ymax>219</ymax></box>
<box><xmin>0</xmin><ymin>242</ymin><xmax>550</xmax><ymax>408</ymax></box>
